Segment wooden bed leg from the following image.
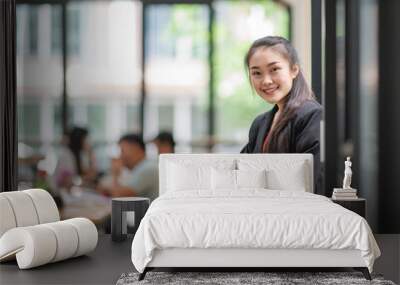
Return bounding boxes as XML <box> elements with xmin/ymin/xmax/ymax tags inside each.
<box><xmin>354</xmin><ymin>267</ymin><xmax>372</xmax><ymax>280</ymax></box>
<box><xmin>138</xmin><ymin>268</ymin><xmax>148</xmax><ymax>281</ymax></box>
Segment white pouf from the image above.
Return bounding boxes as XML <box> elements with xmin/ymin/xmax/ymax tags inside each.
<box><xmin>64</xmin><ymin>218</ymin><xmax>98</xmax><ymax>257</ymax></box>
<box><xmin>42</xmin><ymin>221</ymin><xmax>79</xmax><ymax>262</ymax></box>
<box><xmin>24</xmin><ymin>188</ymin><xmax>60</xmax><ymax>223</ymax></box>
<box><xmin>1</xmin><ymin>191</ymin><xmax>40</xmax><ymax>227</ymax></box>
<box><xmin>0</xmin><ymin>189</ymin><xmax>98</xmax><ymax>269</ymax></box>
<box><xmin>0</xmin><ymin>226</ymin><xmax>57</xmax><ymax>269</ymax></box>
<box><xmin>0</xmin><ymin>218</ymin><xmax>98</xmax><ymax>269</ymax></box>
<box><xmin>0</xmin><ymin>196</ymin><xmax>17</xmax><ymax>237</ymax></box>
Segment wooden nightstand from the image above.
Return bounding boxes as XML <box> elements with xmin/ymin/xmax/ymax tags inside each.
<box><xmin>331</xmin><ymin>198</ymin><xmax>366</xmax><ymax>218</ymax></box>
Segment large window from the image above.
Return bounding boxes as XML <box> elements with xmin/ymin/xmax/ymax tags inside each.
<box><xmin>214</xmin><ymin>0</ymin><xmax>290</xmax><ymax>152</ymax></box>
<box><xmin>16</xmin><ymin>0</ymin><xmax>290</xmax><ymax>188</ymax></box>
<box><xmin>17</xmin><ymin>4</ymin><xmax>63</xmax><ymax>186</ymax></box>
<box><xmin>144</xmin><ymin>4</ymin><xmax>209</xmax><ymax>152</ymax></box>
<box><xmin>67</xmin><ymin>1</ymin><xmax>142</xmax><ymax>170</ymax></box>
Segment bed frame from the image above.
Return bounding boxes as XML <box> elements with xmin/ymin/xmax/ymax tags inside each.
<box><xmin>138</xmin><ymin>154</ymin><xmax>372</xmax><ymax>281</ymax></box>
<box><xmin>140</xmin><ymin>248</ymin><xmax>370</xmax><ymax>280</ymax></box>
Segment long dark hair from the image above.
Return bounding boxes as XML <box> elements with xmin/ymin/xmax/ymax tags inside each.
<box><xmin>245</xmin><ymin>36</ymin><xmax>315</xmax><ymax>152</ymax></box>
<box><xmin>67</xmin><ymin>126</ymin><xmax>88</xmax><ymax>175</ymax></box>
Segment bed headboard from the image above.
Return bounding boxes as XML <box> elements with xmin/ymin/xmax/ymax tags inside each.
<box><xmin>159</xmin><ymin>153</ymin><xmax>314</xmax><ymax>195</ymax></box>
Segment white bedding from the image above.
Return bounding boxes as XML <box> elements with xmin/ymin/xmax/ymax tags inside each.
<box><xmin>131</xmin><ymin>190</ymin><xmax>380</xmax><ymax>273</ymax></box>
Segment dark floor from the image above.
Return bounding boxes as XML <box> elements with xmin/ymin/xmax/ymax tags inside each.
<box><xmin>0</xmin><ymin>234</ymin><xmax>134</xmax><ymax>285</ymax></box>
<box><xmin>1</xmin><ymin>234</ymin><xmax>398</xmax><ymax>285</ymax></box>
<box><xmin>373</xmin><ymin>234</ymin><xmax>400</xmax><ymax>284</ymax></box>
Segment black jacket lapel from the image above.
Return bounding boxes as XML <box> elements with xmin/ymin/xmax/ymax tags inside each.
<box><xmin>254</xmin><ymin>105</ymin><xmax>278</xmax><ymax>152</ymax></box>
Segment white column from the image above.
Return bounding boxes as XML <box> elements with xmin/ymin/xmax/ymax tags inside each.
<box><xmin>283</xmin><ymin>0</ymin><xmax>312</xmax><ymax>83</ymax></box>
<box><xmin>144</xmin><ymin>99</ymin><xmax>158</xmax><ymax>141</ymax></box>
<box><xmin>40</xmin><ymin>98</ymin><xmax>54</xmax><ymax>145</ymax></box>
<box><xmin>174</xmin><ymin>98</ymin><xmax>191</xmax><ymax>149</ymax></box>
<box><xmin>106</xmin><ymin>99</ymin><xmax>126</xmax><ymax>142</ymax></box>
<box><xmin>38</xmin><ymin>5</ymin><xmax>51</xmax><ymax>59</ymax></box>
<box><xmin>16</xmin><ymin>7</ymin><xmax>27</xmax><ymax>91</ymax></box>
<box><xmin>73</xmin><ymin>101</ymin><xmax>88</xmax><ymax>126</ymax></box>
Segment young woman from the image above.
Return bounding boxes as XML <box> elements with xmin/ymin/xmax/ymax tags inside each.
<box><xmin>67</xmin><ymin>126</ymin><xmax>98</xmax><ymax>185</ymax></box>
<box><xmin>53</xmin><ymin>127</ymin><xmax>97</xmax><ymax>191</ymax></box>
<box><xmin>241</xmin><ymin>36</ymin><xmax>322</xmax><ymax>193</ymax></box>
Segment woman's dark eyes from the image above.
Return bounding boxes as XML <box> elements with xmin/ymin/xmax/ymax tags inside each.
<box><xmin>251</xmin><ymin>68</ymin><xmax>279</xmax><ymax>76</ymax></box>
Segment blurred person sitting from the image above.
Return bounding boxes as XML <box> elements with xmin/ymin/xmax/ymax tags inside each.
<box><xmin>98</xmin><ymin>134</ymin><xmax>158</xmax><ymax>201</ymax></box>
<box><xmin>152</xmin><ymin>131</ymin><xmax>175</xmax><ymax>154</ymax></box>
<box><xmin>53</xmin><ymin>127</ymin><xmax>97</xmax><ymax>191</ymax></box>
<box><xmin>68</xmin><ymin>127</ymin><xmax>98</xmax><ymax>185</ymax></box>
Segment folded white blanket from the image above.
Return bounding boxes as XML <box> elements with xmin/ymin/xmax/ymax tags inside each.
<box><xmin>131</xmin><ymin>190</ymin><xmax>380</xmax><ymax>273</ymax></box>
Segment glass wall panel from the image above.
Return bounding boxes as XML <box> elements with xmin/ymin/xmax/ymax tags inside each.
<box><xmin>214</xmin><ymin>0</ymin><xmax>289</xmax><ymax>152</ymax></box>
<box><xmin>16</xmin><ymin>4</ymin><xmax>63</xmax><ymax>190</ymax></box>
<box><xmin>336</xmin><ymin>0</ymin><xmax>346</xmax><ymax>151</ymax></box>
<box><xmin>67</xmin><ymin>1</ymin><xmax>142</xmax><ymax>171</ymax></box>
<box><xmin>16</xmin><ymin>0</ymin><xmax>294</xmax><ymax>221</ymax></box>
<box><xmin>359</xmin><ymin>0</ymin><xmax>378</xmax><ymax>230</ymax></box>
<box><xmin>144</xmin><ymin>4</ymin><xmax>209</xmax><ymax>152</ymax></box>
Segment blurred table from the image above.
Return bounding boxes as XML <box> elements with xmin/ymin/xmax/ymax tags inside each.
<box><xmin>18</xmin><ymin>154</ymin><xmax>45</xmax><ymax>166</ymax></box>
<box><xmin>59</xmin><ymin>187</ymin><xmax>111</xmax><ymax>225</ymax></box>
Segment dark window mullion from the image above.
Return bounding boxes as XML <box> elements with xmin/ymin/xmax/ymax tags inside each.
<box><xmin>311</xmin><ymin>0</ymin><xmax>322</xmax><ymax>103</ymax></box>
<box><xmin>207</xmin><ymin>2</ymin><xmax>214</xmax><ymax>152</ymax></box>
<box><xmin>345</xmin><ymin>0</ymin><xmax>360</xmax><ymax>142</ymax></box>
<box><xmin>345</xmin><ymin>0</ymin><xmax>360</xmax><ymax>184</ymax></box>
<box><xmin>0</xmin><ymin>0</ymin><xmax>18</xmax><ymax>191</ymax></box>
<box><xmin>324</xmin><ymin>0</ymin><xmax>338</xmax><ymax>196</ymax></box>
<box><xmin>140</xmin><ymin>2</ymin><xmax>147</xmax><ymax>138</ymax></box>
<box><xmin>61</xmin><ymin>1</ymin><xmax>68</xmax><ymax>134</ymax></box>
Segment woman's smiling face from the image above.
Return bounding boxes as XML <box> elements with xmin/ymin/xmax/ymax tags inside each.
<box><xmin>248</xmin><ymin>47</ymin><xmax>299</xmax><ymax>107</ymax></box>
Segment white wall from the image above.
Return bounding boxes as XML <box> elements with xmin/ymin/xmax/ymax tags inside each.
<box><xmin>283</xmin><ymin>0</ymin><xmax>312</xmax><ymax>85</ymax></box>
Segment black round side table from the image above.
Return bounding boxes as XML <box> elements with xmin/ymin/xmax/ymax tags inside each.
<box><xmin>111</xmin><ymin>197</ymin><xmax>150</xmax><ymax>242</ymax></box>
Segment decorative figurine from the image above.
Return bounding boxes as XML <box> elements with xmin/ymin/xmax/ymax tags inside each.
<box><xmin>342</xmin><ymin>157</ymin><xmax>353</xmax><ymax>189</ymax></box>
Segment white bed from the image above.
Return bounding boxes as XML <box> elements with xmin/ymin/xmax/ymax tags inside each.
<box><xmin>131</xmin><ymin>154</ymin><xmax>380</xmax><ymax>280</ymax></box>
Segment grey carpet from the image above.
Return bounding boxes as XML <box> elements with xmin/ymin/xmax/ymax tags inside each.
<box><xmin>117</xmin><ymin>271</ymin><xmax>396</xmax><ymax>285</ymax></box>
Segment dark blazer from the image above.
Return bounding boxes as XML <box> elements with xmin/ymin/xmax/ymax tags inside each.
<box><xmin>241</xmin><ymin>100</ymin><xmax>323</xmax><ymax>194</ymax></box>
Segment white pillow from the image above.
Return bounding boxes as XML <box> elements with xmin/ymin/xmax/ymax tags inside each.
<box><xmin>167</xmin><ymin>162</ymin><xmax>211</xmax><ymax>191</ymax></box>
<box><xmin>211</xmin><ymin>168</ymin><xmax>236</xmax><ymax>190</ymax></box>
<box><xmin>211</xmin><ymin>169</ymin><xmax>267</xmax><ymax>190</ymax></box>
<box><xmin>237</xmin><ymin>159</ymin><xmax>309</xmax><ymax>192</ymax></box>
<box><xmin>236</xmin><ymin>169</ymin><xmax>267</xmax><ymax>189</ymax></box>
<box><xmin>266</xmin><ymin>162</ymin><xmax>307</xmax><ymax>191</ymax></box>
<box><xmin>166</xmin><ymin>159</ymin><xmax>236</xmax><ymax>192</ymax></box>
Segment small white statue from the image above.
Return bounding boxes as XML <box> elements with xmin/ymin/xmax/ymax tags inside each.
<box><xmin>342</xmin><ymin>157</ymin><xmax>353</xmax><ymax>189</ymax></box>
